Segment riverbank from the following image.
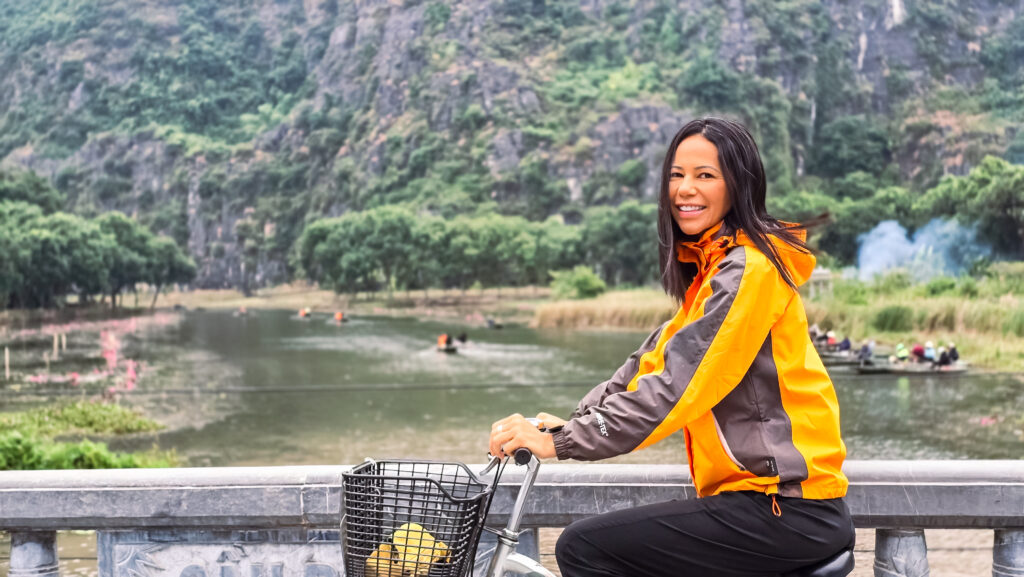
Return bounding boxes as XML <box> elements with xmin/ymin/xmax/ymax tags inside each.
<box><xmin>152</xmin><ymin>283</ymin><xmax>550</xmax><ymax>324</ymax></box>
<box><xmin>532</xmin><ymin>288</ymin><xmax>1024</xmax><ymax>372</ymax></box>
<box><xmin>10</xmin><ymin>280</ymin><xmax>1024</xmax><ymax>373</ymax></box>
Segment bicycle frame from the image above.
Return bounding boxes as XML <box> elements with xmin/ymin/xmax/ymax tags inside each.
<box><xmin>477</xmin><ymin>455</ymin><xmax>555</xmax><ymax>577</ymax></box>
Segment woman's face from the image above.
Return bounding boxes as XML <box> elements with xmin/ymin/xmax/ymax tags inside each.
<box><xmin>668</xmin><ymin>134</ymin><xmax>732</xmax><ymax>236</ymax></box>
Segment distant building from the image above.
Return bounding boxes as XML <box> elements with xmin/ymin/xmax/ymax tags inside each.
<box><xmin>807</xmin><ymin>267</ymin><xmax>833</xmax><ymax>299</ymax></box>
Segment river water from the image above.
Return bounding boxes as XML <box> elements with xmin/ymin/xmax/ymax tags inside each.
<box><xmin>4</xmin><ymin>309</ymin><xmax>1022</xmax><ymax>465</ymax></box>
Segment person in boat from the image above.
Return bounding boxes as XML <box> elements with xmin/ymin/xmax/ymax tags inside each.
<box><xmin>911</xmin><ymin>343</ymin><xmax>926</xmax><ymax>363</ymax></box>
<box><xmin>838</xmin><ymin>336</ymin><xmax>851</xmax><ymax>353</ymax></box>
<box><xmin>334</xmin><ymin>311</ymin><xmax>344</xmax><ymax>323</ymax></box>
<box><xmin>455</xmin><ymin>332</ymin><xmax>468</xmax><ymax>343</ymax></box>
<box><xmin>857</xmin><ymin>340</ymin><xmax>874</xmax><ymax>366</ymax></box>
<box><xmin>923</xmin><ymin>341</ymin><xmax>936</xmax><ymax>362</ymax></box>
<box><xmin>895</xmin><ymin>343</ymin><xmax>910</xmax><ymax>363</ymax></box>
<box><xmin>948</xmin><ymin>342</ymin><xmax>959</xmax><ymax>363</ymax></box>
<box><xmin>437</xmin><ymin>333</ymin><xmax>454</xmax><ymax>349</ymax></box>
<box><xmin>933</xmin><ymin>346</ymin><xmax>952</xmax><ymax>368</ymax></box>
<box><xmin>809</xmin><ymin>323</ymin><xmax>822</xmax><ymax>342</ymax></box>
<box><xmin>489</xmin><ymin>117</ymin><xmax>853</xmax><ymax>577</ymax></box>
<box><xmin>826</xmin><ymin>330</ymin><xmax>837</xmax><ymax>349</ymax></box>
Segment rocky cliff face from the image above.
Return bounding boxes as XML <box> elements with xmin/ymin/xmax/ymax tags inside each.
<box><xmin>1</xmin><ymin>0</ymin><xmax>1020</xmax><ymax>287</ymax></box>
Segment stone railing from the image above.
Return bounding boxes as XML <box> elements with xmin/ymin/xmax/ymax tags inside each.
<box><xmin>0</xmin><ymin>461</ymin><xmax>1022</xmax><ymax>577</ymax></box>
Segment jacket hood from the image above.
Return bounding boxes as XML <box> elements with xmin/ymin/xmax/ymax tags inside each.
<box><xmin>676</xmin><ymin>221</ymin><xmax>816</xmax><ymax>286</ymax></box>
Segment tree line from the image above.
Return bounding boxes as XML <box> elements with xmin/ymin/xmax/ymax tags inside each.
<box><xmin>297</xmin><ymin>155</ymin><xmax>1024</xmax><ymax>296</ymax></box>
<box><xmin>0</xmin><ymin>170</ymin><xmax>196</xmax><ymax>309</ymax></box>
<box><xmin>295</xmin><ymin>201</ymin><xmax>659</xmax><ymax>296</ymax></box>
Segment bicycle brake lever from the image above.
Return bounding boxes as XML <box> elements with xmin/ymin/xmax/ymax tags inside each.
<box><xmin>479</xmin><ymin>454</ymin><xmax>502</xmax><ymax>476</ymax></box>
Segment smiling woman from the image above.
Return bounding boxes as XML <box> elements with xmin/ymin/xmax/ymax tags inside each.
<box><xmin>489</xmin><ymin>117</ymin><xmax>855</xmax><ymax>577</ymax></box>
<box><xmin>667</xmin><ymin>135</ymin><xmax>732</xmax><ymax>236</ymax></box>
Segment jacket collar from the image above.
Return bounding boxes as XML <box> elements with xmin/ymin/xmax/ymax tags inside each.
<box><xmin>676</xmin><ymin>220</ymin><xmax>816</xmax><ymax>285</ymax></box>
<box><xmin>675</xmin><ymin>221</ymin><xmax>734</xmax><ymax>272</ymax></box>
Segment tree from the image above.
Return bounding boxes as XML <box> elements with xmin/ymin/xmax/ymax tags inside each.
<box><xmin>812</xmin><ymin>116</ymin><xmax>891</xmax><ymax>178</ymax></box>
<box><xmin>40</xmin><ymin>213</ymin><xmax>114</xmax><ymax>304</ymax></box>
<box><xmin>528</xmin><ymin>218</ymin><xmax>583</xmax><ymax>288</ymax></box>
<box><xmin>582</xmin><ymin>201</ymin><xmax>659</xmax><ymax>286</ymax></box>
<box><xmin>0</xmin><ymin>169</ymin><xmax>65</xmax><ymax>213</ymax></box>
<box><xmin>362</xmin><ymin>206</ymin><xmax>420</xmax><ymax>297</ymax></box>
<box><xmin>149</xmin><ymin>236</ymin><xmax>197</xmax><ymax>308</ymax></box>
<box><xmin>96</xmin><ymin>212</ymin><xmax>155</xmax><ymax>308</ymax></box>
<box><xmin>916</xmin><ymin>156</ymin><xmax>1024</xmax><ymax>258</ymax></box>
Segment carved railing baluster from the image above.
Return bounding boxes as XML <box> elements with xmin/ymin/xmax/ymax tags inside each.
<box><xmin>9</xmin><ymin>531</ymin><xmax>60</xmax><ymax>577</ymax></box>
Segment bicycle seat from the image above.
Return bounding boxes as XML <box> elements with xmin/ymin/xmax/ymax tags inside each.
<box><xmin>780</xmin><ymin>548</ymin><xmax>854</xmax><ymax>577</ymax></box>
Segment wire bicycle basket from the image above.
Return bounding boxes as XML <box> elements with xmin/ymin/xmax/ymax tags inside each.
<box><xmin>342</xmin><ymin>459</ymin><xmax>495</xmax><ymax>577</ymax></box>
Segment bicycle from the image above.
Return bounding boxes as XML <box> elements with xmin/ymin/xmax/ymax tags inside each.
<box><xmin>341</xmin><ymin>418</ymin><xmax>853</xmax><ymax>577</ymax></box>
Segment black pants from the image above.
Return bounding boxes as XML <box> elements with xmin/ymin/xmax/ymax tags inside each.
<box><xmin>555</xmin><ymin>491</ymin><xmax>855</xmax><ymax>577</ymax></box>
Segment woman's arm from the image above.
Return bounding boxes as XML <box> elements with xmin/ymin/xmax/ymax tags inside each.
<box><xmin>551</xmin><ymin>248</ymin><xmax>795</xmax><ymax>461</ymax></box>
<box><xmin>486</xmin><ymin>325</ymin><xmax>664</xmax><ymax>461</ymax></box>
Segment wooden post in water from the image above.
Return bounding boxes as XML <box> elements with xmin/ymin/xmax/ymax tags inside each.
<box><xmin>4</xmin><ymin>347</ymin><xmax>8</xmax><ymax>381</ymax></box>
<box><xmin>61</xmin><ymin>333</ymin><xmax>67</xmax><ymax>351</ymax></box>
<box><xmin>52</xmin><ymin>334</ymin><xmax>59</xmax><ymax>360</ymax></box>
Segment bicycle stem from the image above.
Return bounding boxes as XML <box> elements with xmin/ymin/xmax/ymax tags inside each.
<box><xmin>505</xmin><ymin>455</ymin><xmax>541</xmax><ymax>534</ymax></box>
<box><xmin>485</xmin><ymin>455</ymin><xmax>542</xmax><ymax>577</ymax></box>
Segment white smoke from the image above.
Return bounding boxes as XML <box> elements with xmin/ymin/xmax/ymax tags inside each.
<box><xmin>857</xmin><ymin>219</ymin><xmax>991</xmax><ymax>281</ymax></box>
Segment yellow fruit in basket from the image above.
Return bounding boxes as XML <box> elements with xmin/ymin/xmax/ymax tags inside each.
<box><xmin>366</xmin><ymin>542</ymin><xmax>403</xmax><ymax>577</ymax></box>
<box><xmin>392</xmin><ymin>523</ymin><xmax>451</xmax><ymax>576</ymax></box>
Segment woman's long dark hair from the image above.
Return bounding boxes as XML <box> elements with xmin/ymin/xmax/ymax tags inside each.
<box><xmin>658</xmin><ymin>117</ymin><xmax>810</xmax><ymax>302</ymax></box>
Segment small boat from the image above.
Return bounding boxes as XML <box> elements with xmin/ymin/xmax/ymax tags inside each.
<box><xmin>817</xmin><ymin>350</ymin><xmax>860</xmax><ymax>366</ymax></box>
<box><xmin>855</xmin><ymin>362</ymin><xmax>969</xmax><ymax>375</ymax></box>
<box><xmin>437</xmin><ymin>344</ymin><xmax>458</xmax><ymax>354</ymax></box>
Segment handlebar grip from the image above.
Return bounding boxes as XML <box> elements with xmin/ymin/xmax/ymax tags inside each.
<box><xmin>513</xmin><ymin>447</ymin><xmax>533</xmax><ymax>465</ymax></box>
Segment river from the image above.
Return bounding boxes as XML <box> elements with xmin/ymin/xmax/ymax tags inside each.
<box><xmin>3</xmin><ymin>309</ymin><xmax>1022</xmax><ymax>465</ymax></box>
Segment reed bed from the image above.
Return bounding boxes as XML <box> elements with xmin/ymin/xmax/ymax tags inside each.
<box><xmin>532</xmin><ymin>290</ymin><xmax>675</xmax><ymax>330</ymax></box>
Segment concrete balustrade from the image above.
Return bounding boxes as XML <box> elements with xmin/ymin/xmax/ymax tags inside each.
<box><xmin>0</xmin><ymin>461</ymin><xmax>1022</xmax><ymax>577</ymax></box>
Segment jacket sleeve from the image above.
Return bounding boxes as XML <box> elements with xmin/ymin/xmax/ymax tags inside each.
<box><xmin>552</xmin><ymin>248</ymin><xmax>795</xmax><ymax>461</ymax></box>
<box><xmin>570</xmin><ymin>324</ymin><xmax>665</xmax><ymax>419</ymax></box>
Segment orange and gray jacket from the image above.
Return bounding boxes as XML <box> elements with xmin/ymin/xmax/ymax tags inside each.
<box><xmin>551</xmin><ymin>223</ymin><xmax>848</xmax><ymax>500</ymax></box>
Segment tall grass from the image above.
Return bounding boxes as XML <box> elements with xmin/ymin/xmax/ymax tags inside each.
<box><xmin>533</xmin><ymin>289</ymin><xmax>675</xmax><ymax>330</ymax></box>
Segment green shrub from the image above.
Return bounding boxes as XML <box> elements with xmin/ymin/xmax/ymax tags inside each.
<box><xmin>871</xmin><ymin>270</ymin><xmax>912</xmax><ymax>295</ymax></box>
<box><xmin>0</xmin><ymin>432</ymin><xmax>46</xmax><ymax>470</ymax></box>
<box><xmin>872</xmin><ymin>305</ymin><xmax>915</xmax><ymax>332</ymax></box>
<box><xmin>957</xmin><ymin>277</ymin><xmax>979</xmax><ymax>298</ymax></box>
<box><xmin>832</xmin><ymin>279</ymin><xmax>868</xmax><ymax>305</ymax></box>
<box><xmin>0</xmin><ymin>432</ymin><xmax>175</xmax><ymax>470</ymax></box>
<box><xmin>924</xmin><ymin>276</ymin><xmax>957</xmax><ymax>296</ymax></box>
<box><xmin>0</xmin><ymin>401</ymin><xmax>162</xmax><ymax>437</ymax></box>
<box><xmin>550</xmin><ymin>266</ymin><xmax>607</xmax><ymax>299</ymax></box>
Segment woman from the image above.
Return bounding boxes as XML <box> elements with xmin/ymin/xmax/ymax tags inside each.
<box><xmin>489</xmin><ymin>117</ymin><xmax>854</xmax><ymax>576</ymax></box>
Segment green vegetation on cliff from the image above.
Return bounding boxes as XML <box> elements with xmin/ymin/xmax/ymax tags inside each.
<box><xmin>0</xmin><ymin>0</ymin><xmax>1021</xmax><ymax>293</ymax></box>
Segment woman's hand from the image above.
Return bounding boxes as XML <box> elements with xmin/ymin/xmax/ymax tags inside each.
<box><xmin>535</xmin><ymin>412</ymin><xmax>567</xmax><ymax>430</ymax></box>
<box><xmin>489</xmin><ymin>413</ymin><xmax>557</xmax><ymax>459</ymax></box>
